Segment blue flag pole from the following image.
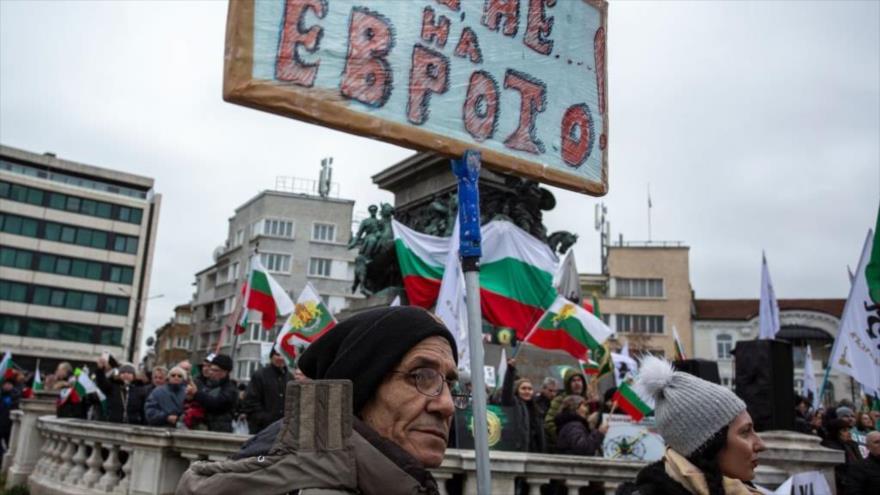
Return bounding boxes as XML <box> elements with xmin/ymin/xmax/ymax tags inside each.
<box><xmin>452</xmin><ymin>150</ymin><xmax>491</xmax><ymax>495</ymax></box>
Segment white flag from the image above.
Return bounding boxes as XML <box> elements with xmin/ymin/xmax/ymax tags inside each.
<box><xmin>496</xmin><ymin>347</ymin><xmax>508</xmax><ymax>392</ymax></box>
<box><xmin>759</xmin><ymin>252</ymin><xmax>781</xmax><ymax>339</ymax></box>
<box><xmin>612</xmin><ymin>341</ymin><xmax>639</xmax><ymax>384</ymax></box>
<box><xmin>435</xmin><ymin>219</ymin><xmax>469</xmax><ymax>374</ymax></box>
<box><xmin>553</xmin><ymin>247</ymin><xmax>582</xmax><ymax>303</ymax></box>
<box><xmin>801</xmin><ymin>345</ymin><xmax>818</xmax><ymax>410</ymax></box>
<box><xmin>389</xmin><ymin>295</ymin><xmax>401</xmax><ymax>307</ymax></box>
<box><xmin>830</xmin><ymin>228</ymin><xmax>880</xmax><ymax>394</ymax></box>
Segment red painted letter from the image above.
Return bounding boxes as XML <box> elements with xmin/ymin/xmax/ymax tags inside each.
<box><xmin>594</xmin><ymin>26</ymin><xmax>606</xmax><ymax>115</ymax></box>
<box><xmin>407</xmin><ymin>45</ymin><xmax>449</xmax><ymax>125</ymax></box>
<box><xmin>524</xmin><ymin>0</ymin><xmax>555</xmax><ymax>55</ymax></box>
<box><xmin>463</xmin><ymin>70</ymin><xmax>499</xmax><ymax>141</ymax></box>
<box><xmin>340</xmin><ymin>7</ymin><xmax>394</xmax><ymax>107</ymax></box>
<box><xmin>481</xmin><ymin>0</ymin><xmax>519</xmax><ymax>37</ymax></box>
<box><xmin>420</xmin><ymin>7</ymin><xmax>450</xmax><ymax>48</ymax></box>
<box><xmin>275</xmin><ymin>0</ymin><xmax>327</xmax><ymax>87</ymax></box>
<box><xmin>560</xmin><ymin>104</ymin><xmax>594</xmax><ymax>167</ymax></box>
<box><xmin>503</xmin><ymin>69</ymin><xmax>546</xmax><ymax>155</ymax></box>
<box><xmin>454</xmin><ymin>27</ymin><xmax>483</xmax><ymax>64</ymax></box>
<box><xmin>435</xmin><ymin>0</ymin><xmax>460</xmax><ymax>10</ymax></box>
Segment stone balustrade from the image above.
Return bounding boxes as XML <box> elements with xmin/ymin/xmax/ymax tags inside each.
<box><xmin>3</xmin><ymin>396</ymin><xmax>844</xmax><ymax>495</ymax></box>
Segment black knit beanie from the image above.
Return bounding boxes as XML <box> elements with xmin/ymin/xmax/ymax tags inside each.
<box><xmin>298</xmin><ymin>306</ymin><xmax>458</xmax><ymax>414</ymax></box>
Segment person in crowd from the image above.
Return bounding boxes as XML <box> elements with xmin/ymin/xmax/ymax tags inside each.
<box><xmin>0</xmin><ymin>371</ymin><xmax>22</xmax><ymax>456</ymax></box>
<box><xmin>844</xmin><ymin>430</ymin><xmax>880</xmax><ymax>495</ymax></box>
<box><xmin>144</xmin><ymin>365</ymin><xmax>167</xmax><ymax>398</ymax></box>
<box><xmin>554</xmin><ymin>395</ymin><xmax>607</xmax><ymax>456</ymax></box>
<box><xmin>544</xmin><ymin>368</ymin><xmax>588</xmax><ymax>450</ymax></box>
<box><xmin>623</xmin><ymin>356</ymin><xmax>767</xmax><ymax>495</ymax></box>
<box><xmin>144</xmin><ymin>366</ymin><xmax>188</xmax><ymax>427</ymax></box>
<box><xmin>55</xmin><ymin>364</ymin><xmax>87</xmax><ymax>419</ymax></box>
<box><xmin>870</xmin><ymin>409</ymin><xmax>880</xmax><ymax>431</ymax></box>
<box><xmin>838</xmin><ymin>406</ymin><xmax>857</xmax><ymax>428</ymax></box>
<box><xmin>534</xmin><ymin>376</ymin><xmax>559</xmax><ymax>420</ymax></box>
<box><xmin>821</xmin><ymin>418</ymin><xmax>863</xmax><ymax>494</ymax></box>
<box><xmin>49</xmin><ymin>362</ymin><xmax>73</xmax><ymax>391</ymax></box>
<box><xmin>856</xmin><ymin>411</ymin><xmax>875</xmax><ymax>433</ymax></box>
<box><xmin>94</xmin><ymin>359</ymin><xmax>147</xmax><ymax>425</ymax></box>
<box><xmin>793</xmin><ymin>395</ymin><xmax>813</xmax><ymax>434</ymax></box>
<box><xmin>177</xmin><ymin>305</ymin><xmax>462</xmax><ymax>495</ymax></box>
<box><xmin>809</xmin><ymin>408</ymin><xmax>827</xmax><ymax>439</ymax></box>
<box><xmin>241</xmin><ymin>347</ymin><xmax>294</xmax><ymax>434</ymax></box>
<box><xmin>499</xmin><ymin>358</ymin><xmax>545</xmax><ymax>453</ymax></box>
<box><xmin>178</xmin><ymin>359</ymin><xmax>193</xmax><ymax>378</ymax></box>
<box><xmin>188</xmin><ymin>354</ymin><xmax>238</xmax><ymax>432</ymax></box>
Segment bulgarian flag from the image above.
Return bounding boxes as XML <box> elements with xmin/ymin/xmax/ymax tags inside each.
<box><xmin>613</xmin><ymin>381</ymin><xmax>654</xmax><ymax>422</ymax></box>
<box><xmin>0</xmin><ymin>351</ymin><xmax>11</xmax><ymax>378</ymax></box>
<box><xmin>392</xmin><ymin>220</ymin><xmax>448</xmax><ymax>308</ymax></box>
<box><xmin>393</xmin><ymin>219</ymin><xmax>558</xmax><ymax>338</ymax></box>
<box><xmin>275</xmin><ymin>283</ymin><xmax>336</xmax><ymax>364</ymax></box>
<box><xmin>58</xmin><ymin>367</ymin><xmax>106</xmax><ymax>407</ymax></box>
<box><xmin>580</xmin><ymin>358</ymin><xmax>600</xmax><ymax>376</ymax></box>
<box><xmin>33</xmin><ymin>367</ymin><xmax>43</xmax><ymax>391</ymax></box>
<box><xmin>672</xmin><ymin>325</ymin><xmax>687</xmax><ymax>361</ymax></box>
<box><xmin>236</xmin><ymin>257</ymin><xmax>295</xmax><ymax>333</ymax></box>
<box><xmin>523</xmin><ymin>294</ymin><xmax>613</xmax><ymax>362</ymax></box>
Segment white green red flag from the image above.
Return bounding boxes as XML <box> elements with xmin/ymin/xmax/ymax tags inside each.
<box><xmin>0</xmin><ymin>352</ymin><xmax>11</xmax><ymax>378</ymax></box>
<box><xmin>275</xmin><ymin>283</ymin><xmax>337</xmax><ymax>364</ymax></box>
<box><xmin>236</xmin><ymin>257</ymin><xmax>295</xmax><ymax>333</ymax></box>
<box><xmin>830</xmin><ymin>206</ymin><xmax>880</xmax><ymax>395</ymax></box>
<box><xmin>672</xmin><ymin>325</ymin><xmax>687</xmax><ymax>361</ymax></box>
<box><xmin>582</xmin><ymin>294</ymin><xmax>602</xmax><ymax>318</ymax></box>
<box><xmin>33</xmin><ymin>366</ymin><xmax>43</xmax><ymax>391</ymax></box>
<box><xmin>58</xmin><ymin>367</ymin><xmax>106</xmax><ymax>407</ymax></box>
<box><xmin>523</xmin><ymin>294</ymin><xmax>613</xmax><ymax>362</ymax></box>
<box><xmin>393</xmin><ymin>219</ymin><xmax>558</xmax><ymax>338</ymax></box>
<box><xmin>580</xmin><ymin>358</ymin><xmax>600</xmax><ymax>376</ymax></box>
<box><xmin>613</xmin><ymin>381</ymin><xmax>654</xmax><ymax>422</ymax></box>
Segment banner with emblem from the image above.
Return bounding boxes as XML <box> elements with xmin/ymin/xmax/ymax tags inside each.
<box><xmin>275</xmin><ymin>282</ymin><xmax>337</xmax><ymax>364</ymax></box>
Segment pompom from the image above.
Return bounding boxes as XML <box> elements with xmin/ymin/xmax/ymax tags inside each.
<box><xmin>637</xmin><ymin>355</ymin><xmax>675</xmax><ymax>401</ymax></box>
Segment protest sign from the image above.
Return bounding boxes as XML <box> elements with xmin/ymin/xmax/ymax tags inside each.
<box><xmin>602</xmin><ymin>414</ymin><xmax>665</xmax><ymax>462</ymax></box>
<box><xmin>224</xmin><ymin>0</ymin><xmax>609</xmax><ymax>195</ymax></box>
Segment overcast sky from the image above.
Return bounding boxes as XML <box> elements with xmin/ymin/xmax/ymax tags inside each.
<box><xmin>1</xmin><ymin>0</ymin><xmax>877</xmax><ymax>356</ymax></box>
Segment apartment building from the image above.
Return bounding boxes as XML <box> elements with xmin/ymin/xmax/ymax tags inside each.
<box><xmin>153</xmin><ymin>304</ymin><xmax>194</xmax><ymax>367</ymax></box>
<box><xmin>0</xmin><ymin>144</ymin><xmax>160</xmax><ymax>370</ymax></box>
<box><xmin>190</xmin><ymin>187</ymin><xmax>360</xmax><ymax>381</ymax></box>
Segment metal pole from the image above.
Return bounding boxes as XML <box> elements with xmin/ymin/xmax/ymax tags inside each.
<box><xmin>452</xmin><ymin>150</ymin><xmax>491</xmax><ymax>494</ymax></box>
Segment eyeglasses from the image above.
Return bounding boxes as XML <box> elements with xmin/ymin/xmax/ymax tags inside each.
<box><xmin>392</xmin><ymin>368</ymin><xmax>471</xmax><ymax>410</ymax></box>
<box><xmin>169</xmin><ymin>374</ymin><xmax>184</xmax><ymax>378</ymax></box>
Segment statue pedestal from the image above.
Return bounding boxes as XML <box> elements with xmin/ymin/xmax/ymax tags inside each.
<box><xmin>336</xmin><ymin>288</ymin><xmax>406</xmax><ymax>321</ymax></box>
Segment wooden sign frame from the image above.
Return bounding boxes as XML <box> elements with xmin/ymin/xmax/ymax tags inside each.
<box><xmin>224</xmin><ymin>0</ymin><xmax>608</xmax><ymax>196</ymax></box>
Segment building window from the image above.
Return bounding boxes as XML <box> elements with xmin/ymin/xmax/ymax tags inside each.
<box><xmin>312</xmin><ymin>223</ymin><xmax>336</xmax><ymax>242</ymax></box>
<box><xmin>616</xmin><ymin>314</ymin><xmax>664</xmax><ymax>334</ymax></box>
<box><xmin>0</xmin><ymin>313</ymin><xmax>121</xmax><ymax>345</ymax></box>
<box><xmin>309</xmin><ymin>258</ymin><xmax>332</xmax><ymax>277</ymax></box>
<box><xmin>261</xmin><ymin>253</ymin><xmax>291</xmax><ymax>273</ymax></box>
<box><xmin>0</xmin><ymin>179</ymin><xmax>143</xmax><ymax>223</ymax></box>
<box><xmin>234</xmin><ymin>229</ymin><xmax>244</xmax><ymax>246</ymax></box>
<box><xmin>721</xmin><ymin>376</ymin><xmax>733</xmax><ymax>389</ymax></box>
<box><xmin>616</xmin><ymin>278</ymin><xmax>664</xmax><ymax>298</ymax></box>
<box><xmin>261</xmin><ymin>218</ymin><xmax>294</xmax><ymax>238</ymax></box>
<box><xmin>716</xmin><ymin>334</ymin><xmax>733</xmax><ymax>359</ymax></box>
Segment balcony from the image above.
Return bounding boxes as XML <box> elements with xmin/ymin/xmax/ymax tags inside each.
<box><xmin>2</xmin><ymin>392</ymin><xmax>843</xmax><ymax>495</ymax></box>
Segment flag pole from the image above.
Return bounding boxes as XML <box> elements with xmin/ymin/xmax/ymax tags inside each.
<box><xmin>230</xmin><ymin>246</ymin><xmax>257</xmax><ymax>367</ymax></box>
<box><xmin>453</xmin><ymin>150</ymin><xmax>491</xmax><ymax>495</ymax></box>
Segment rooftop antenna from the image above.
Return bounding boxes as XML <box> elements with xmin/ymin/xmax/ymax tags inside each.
<box><xmin>319</xmin><ymin>157</ymin><xmax>333</xmax><ymax>198</ymax></box>
<box><xmin>594</xmin><ymin>203</ymin><xmax>609</xmax><ymax>274</ymax></box>
<box><xmin>647</xmin><ymin>183</ymin><xmax>653</xmax><ymax>242</ymax></box>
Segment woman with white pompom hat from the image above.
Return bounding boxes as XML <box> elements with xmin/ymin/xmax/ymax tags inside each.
<box><xmin>620</xmin><ymin>356</ymin><xmax>767</xmax><ymax>495</ymax></box>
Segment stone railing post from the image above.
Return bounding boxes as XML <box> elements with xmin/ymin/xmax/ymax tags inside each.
<box><xmin>5</xmin><ymin>392</ymin><xmax>56</xmax><ymax>488</ymax></box>
<box><xmin>1</xmin><ymin>409</ymin><xmax>23</xmax><ymax>476</ymax></box>
<box><xmin>124</xmin><ymin>426</ymin><xmax>188</xmax><ymax>495</ymax></box>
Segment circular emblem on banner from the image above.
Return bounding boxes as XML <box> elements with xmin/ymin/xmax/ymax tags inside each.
<box><xmin>468</xmin><ymin>409</ymin><xmax>503</xmax><ymax>447</ymax></box>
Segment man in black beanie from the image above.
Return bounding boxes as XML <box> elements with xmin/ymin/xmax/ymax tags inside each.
<box><xmin>178</xmin><ymin>306</ymin><xmax>462</xmax><ymax>495</ymax></box>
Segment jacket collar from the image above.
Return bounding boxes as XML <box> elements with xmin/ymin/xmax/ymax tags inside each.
<box><xmin>352</xmin><ymin>418</ymin><xmax>439</xmax><ymax>495</ymax></box>
<box><xmin>664</xmin><ymin>448</ymin><xmax>760</xmax><ymax>495</ymax></box>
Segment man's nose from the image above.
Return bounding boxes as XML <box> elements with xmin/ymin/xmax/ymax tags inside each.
<box><xmin>428</xmin><ymin>383</ymin><xmax>456</xmax><ymax>417</ymax></box>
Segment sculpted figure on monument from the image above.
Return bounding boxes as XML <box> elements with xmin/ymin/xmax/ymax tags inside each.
<box><xmin>548</xmin><ymin>231</ymin><xmax>579</xmax><ymax>255</ymax></box>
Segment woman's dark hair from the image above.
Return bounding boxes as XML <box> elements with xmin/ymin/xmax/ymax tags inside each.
<box><xmin>685</xmin><ymin>425</ymin><xmax>729</xmax><ymax>495</ymax></box>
